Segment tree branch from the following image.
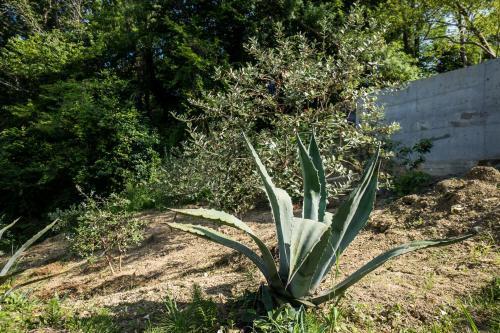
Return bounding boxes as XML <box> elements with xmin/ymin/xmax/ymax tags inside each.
<box><xmin>455</xmin><ymin>2</ymin><xmax>496</xmax><ymax>58</ymax></box>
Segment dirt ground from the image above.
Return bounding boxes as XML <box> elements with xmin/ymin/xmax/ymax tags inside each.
<box><xmin>10</xmin><ymin>167</ymin><xmax>500</xmax><ymax>332</ymax></box>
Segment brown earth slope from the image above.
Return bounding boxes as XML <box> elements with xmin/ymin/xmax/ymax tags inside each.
<box><xmin>9</xmin><ymin>167</ymin><xmax>500</xmax><ymax>331</ymax></box>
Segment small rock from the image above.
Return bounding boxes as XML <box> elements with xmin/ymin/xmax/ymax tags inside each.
<box><xmin>450</xmin><ymin>204</ymin><xmax>464</xmax><ymax>213</ymax></box>
<box><xmin>401</xmin><ymin>194</ymin><xmax>419</xmax><ymax>205</ymax></box>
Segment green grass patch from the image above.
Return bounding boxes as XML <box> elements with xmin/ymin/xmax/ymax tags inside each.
<box><xmin>0</xmin><ymin>289</ymin><xmax>117</xmax><ymax>333</ymax></box>
<box><xmin>146</xmin><ymin>277</ymin><xmax>499</xmax><ymax>333</ymax></box>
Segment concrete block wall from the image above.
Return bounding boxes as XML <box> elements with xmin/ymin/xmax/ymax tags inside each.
<box><xmin>375</xmin><ymin>58</ymin><xmax>500</xmax><ymax>176</ymax></box>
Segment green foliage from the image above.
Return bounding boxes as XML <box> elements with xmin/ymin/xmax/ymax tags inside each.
<box><xmin>0</xmin><ymin>30</ymin><xmax>84</xmax><ymax>78</ymax></box>
<box><xmin>252</xmin><ymin>305</ymin><xmax>345</xmax><ymax>333</ymax></box>
<box><xmin>1</xmin><ymin>0</ymin><xmax>496</xmax><ymax>233</ymax></box>
<box><xmin>122</xmin><ymin>154</ymin><xmax>213</xmax><ymax>212</ymax></box>
<box><xmin>393</xmin><ymin>171</ymin><xmax>433</xmax><ymax>196</ymax></box>
<box><xmin>50</xmin><ymin>192</ymin><xmax>145</xmax><ymax>269</ymax></box>
<box><xmin>396</xmin><ymin>139</ymin><xmax>434</xmax><ymax>170</ymax></box>
<box><xmin>146</xmin><ymin>285</ymin><xmax>220</xmax><ymax>333</ymax></box>
<box><xmin>0</xmin><ymin>290</ymin><xmax>117</xmax><ymax>333</ymax></box>
<box><xmin>391</xmin><ymin>139</ymin><xmax>433</xmax><ymax>196</ymax></box>
<box><xmin>375</xmin><ymin>0</ymin><xmax>499</xmax><ymax>71</ymax></box>
<box><xmin>163</xmin><ymin>11</ymin><xmax>415</xmax><ymax>212</ymax></box>
<box><xmin>0</xmin><ymin>69</ymin><xmax>159</xmax><ymax>219</ymax></box>
<box><xmin>168</xmin><ymin>134</ymin><xmax>477</xmax><ymax>308</ymax></box>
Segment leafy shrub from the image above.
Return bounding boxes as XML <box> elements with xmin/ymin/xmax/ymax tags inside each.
<box><xmin>395</xmin><ymin>138</ymin><xmax>433</xmax><ymax>171</ymax></box>
<box><xmin>392</xmin><ymin>138</ymin><xmax>433</xmax><ymax>195</ymax></box>
<box><xmin>150</xmin><ymin>7</ymin><xmax>421</xmax><ymax>213</ymax></box>
<box><xmin>0</xmin><ymin>69</ymin><xmax>159</xmax><ymax>220</ymax></box>
<box><xmin>122</xmin><ymin>154</ymin><xmax>212</xmax><ymax>212</ymax></box>
<box><xmin>169</xmin><ymin>133</ymin><xmax>477</xmax><ymax>308</ymax></box>
<box><xmin>50</xmin><ymin>192</ymin><xmax>145</xmax><ymax>272</ymax></box>
<box><xmin>393</xmin><ymin>170</ymin><xmax>433</xmax><ymax>196</ymax></box>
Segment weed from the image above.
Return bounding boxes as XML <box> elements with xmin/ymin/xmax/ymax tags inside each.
<box><xmin>423</xmin><ymin>272</ymin><xmax>436</xmax><ymax>291</ymax></box>
<box><xmin>417</xmin><ymin>277</ymin><xmax>499</xmax><ymax>332</ymax></box>
<box><xmin>0</xmin><ymin>289</ymin><xmax>117</xmax><ymax>332</ymax></box>
<box><xmin>146</xmin><ymin>285</ymin><xmax>220</xmax><ymax>333</ymax></box>
<box><xmin>393</xmin><ymin>170</ymin><xmax>433</xmax><ymax>196</ymax></box>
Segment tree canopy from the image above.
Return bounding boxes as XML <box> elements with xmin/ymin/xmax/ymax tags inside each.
<box><xmin>0</xmin><ymin>0</ymin><xmax>498</xmax><ymax>224</ymax></box>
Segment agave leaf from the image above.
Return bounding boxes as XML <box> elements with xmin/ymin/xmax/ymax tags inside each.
<box><xmin>170</xmin><ymin>208</ymin><xmax>282</xmax><ymax>288</ymax></box>
<box><xmin>323</xmin><ymin>212</ymin><xmax>333</xmax><ymax>226</ymax></box>
<box><xmin>168</xmin><ymin>222</ymin><xmax>274</xmax><ymax>285</ymax></box>
<box><xmin>286</xmin><ymin>150</ymin><xmax>380</xmax><ymax>297</ymax></box>
<box><xmin>0</xmin><ymin>217</ymin><xmax>20</xmax><ymax>240</ymax></box>
<box><xmin>0</xmin><ymin>219</ymin><xmax>58</xmax><ymax>277</ymax></box>
<box><xmin>288</xmin><ymin>217</ymin><xmax>328</xmax><ymax>286</ymax></box>
<box><xmin>309</xmin><ymin>149</ymin><xmax>380</xmax><ymax>289</ymax></box>
<box><xmin>337</xmin><ymin>157</ymin><xmax>380</xmax><ymax>255</ymax></box>
<box><xmin>297</xmin><ymin>134</ymin><xmax>322</xmax><ymax>221</ymax></box>
<box><xmin>308</xmin><ymin>133</ymin><xmax>328</xmax><ymax>222</ymax></box>
<box><xmin>310</xmin><ymin>231</ymin><xmax>477</xmax><ymax>305</ymax></box>
<box><xmin>244</xmin><ymin>135</ymin><xmax>293</xmax><ymax>278</ymax></box>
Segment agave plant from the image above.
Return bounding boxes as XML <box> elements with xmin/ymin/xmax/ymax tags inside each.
<box><xmin>168</xmin><ymin>133</ymin><xmax>477</xmax><ymax>307</ymax></box>
<box><xmin>0</xmin><ymin>218</ymin><xmax>58</xmax><ymax>279</ymax></box>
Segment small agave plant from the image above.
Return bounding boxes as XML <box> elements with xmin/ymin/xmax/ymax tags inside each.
<box><xmin>0</xmin><ymin>218</ymin><xmax>58</xmax><ymax>282</ymax></box>
<box><xmin>169</xmin><ymin>133</ymin><xmax>476</xmax><ymax>307</ymax></box>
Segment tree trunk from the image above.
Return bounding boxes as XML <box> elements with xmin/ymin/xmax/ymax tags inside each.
<box><xmin>458</xmin><ymin>12</ymin><xmax>468</xmax><ymax>66</ymax></box>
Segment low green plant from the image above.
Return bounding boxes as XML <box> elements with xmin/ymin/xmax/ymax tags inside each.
<box><xmin>252</xmin><ymin>304</ymin><xmax>350</xmax><ymax>333</ymax></box>
<box><xmin>252</xmin><ymin>305</ymin><xmax>308</xmax><ymax>333</ymax></box>
<box><xmin>393</xmin><ymin>170</ymin><xmax>433</xmax><ymax>196</ymax></box>
<box><xmin>391</xmin><ymin>139</ymin><xmax>433</xmax><ymax>196</ymax></box>
<box><xmin>50</xmin><ymin>192</ymin><xmax>145</xmax><ymax>273</ymax></box>
<box><xmin>146</xmin><ymin>285</ymin><xmax>220</xmax><ymax>333</ymax></box>
<box><xmin>0</xmin><ymin>290</ymin><xmax>117</xmax><ymax>332</ymax></box>
<box><xmin>395</xmin><ymin>139</ymin><xmax>433</xmax><ymax>171</ymax></box>
<box><xmin>168</xmin><ymin>133</ymin><xmax>477</xmax><ymax>307</ymax></box>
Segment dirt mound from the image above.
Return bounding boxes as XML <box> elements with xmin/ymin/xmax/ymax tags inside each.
<box><xmin>371</xmin><ymin>167</ymin><xmax>499</xmax><ymax>240</ymax></box>
<box><xmin>465</xmin><ymin>166</ymin><xmax>500</xmax><ymax>183</ymax></box>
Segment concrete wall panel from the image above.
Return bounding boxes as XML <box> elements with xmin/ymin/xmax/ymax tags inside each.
<box><xmin>374</xmin><ymin>58</ymin><xmax>500</xmax><ymax>176</ymax></box>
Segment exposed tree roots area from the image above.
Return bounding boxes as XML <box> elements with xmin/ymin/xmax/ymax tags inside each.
<box><xmin>10</xmin><ymin>167</ymin><xmax>500</xmax><ymax>332</ymax></box>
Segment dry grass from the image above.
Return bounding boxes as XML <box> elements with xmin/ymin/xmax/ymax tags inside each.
<box><xmin>7</xmin><ymin>167</ymin><xmax>499</xmax><ymax>332</ymax></box>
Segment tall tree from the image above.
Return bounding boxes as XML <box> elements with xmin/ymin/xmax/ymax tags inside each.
<box><xmin>375</xmin><ymin>0</ymin><xmax>499</xmax><ymax>71</ymax></box>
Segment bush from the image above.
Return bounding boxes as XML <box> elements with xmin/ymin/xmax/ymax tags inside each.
<box><xmin>394</xmin><ymin>138</ymin><xmax>433</xmax><ymax>171</ymax></box>
<box><xmin>0</xmin><ymin>67</ymin><xmax>159</xmax><ymax>220</ymax></box>
<box><xmin>391</xmin><ymin>139</ymin><xmax>433</xmax><ymax>195</ymax></box>
<box><xmin>393</xmin><ymin>170</ymin><xmax>433</xmax><ymax>196</ymax></box>
<box><xmin>50</xmin><ymin>192</ymin><xmax>146</xmax><ymax>273</ymax></box>
<box><xmin>150</xmin><ymin>8</ymin><xmax>419</xmax><ymax>212</ymax></box>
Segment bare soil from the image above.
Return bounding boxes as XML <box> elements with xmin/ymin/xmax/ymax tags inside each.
<box><xmin>9</xmin><ymin>167</ymin><xmax>500</xmax><ymax>332</ymax></box>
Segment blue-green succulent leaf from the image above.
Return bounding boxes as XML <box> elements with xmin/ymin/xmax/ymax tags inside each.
<box><xmin>244</xmin><ymin>135</ymin><xmax>294</xmax><ymax>279</ymax></box>
<box><xmin>297</xmin><ymin>134</ymin><xmax>322</xmax><ymax>222</ymax></box>
<box><xmin>310</xmin><ymin>231</ymin><xmax>477</xmax><ymax>305</ymax></box>
<box><xmin>170</xmin><ymin>208</ymin><xmax>282</xmax><ymax>288</ymax></box>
